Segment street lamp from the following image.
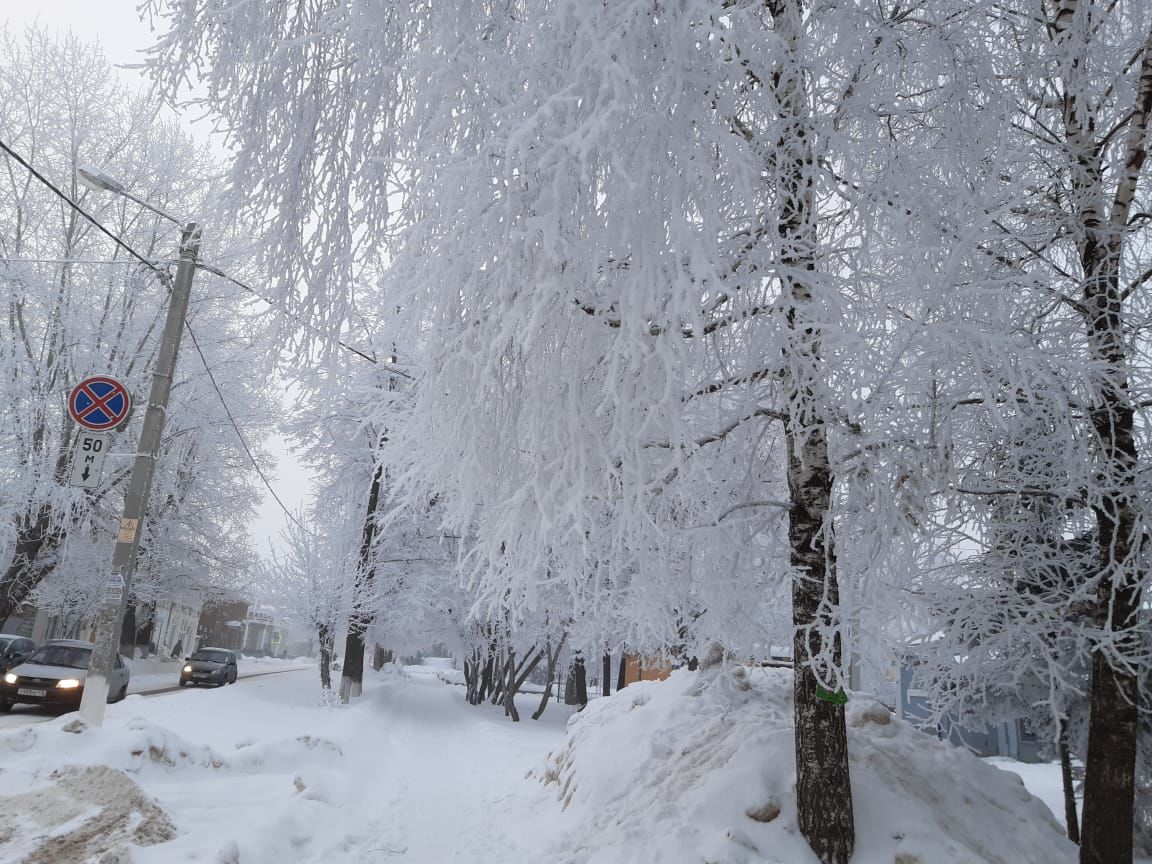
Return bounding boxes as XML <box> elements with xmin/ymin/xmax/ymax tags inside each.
<box><xmin>75</xmin><ymin>166</ymin><xmax>201</xmax><ymax>726</ymax></box>
<box><xmin>77</xmin><ymin>165</ymin><xmax>184</xmax><ymax>227</ymax></box>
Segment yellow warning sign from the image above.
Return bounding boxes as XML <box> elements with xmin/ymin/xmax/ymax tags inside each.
<box><xmin>117</xmin><ymin>518</ymin><xmax>138</xmax><ymax>543</ymax></box>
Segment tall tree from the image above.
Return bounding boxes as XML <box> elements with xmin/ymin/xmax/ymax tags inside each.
<box><xmin>0</xmin><ymin>27</ymin><xmax>273</xmax><ymax>627</ymax></box>
<box><xmin>1045</xmin><ymin>3</ymin><xmax>1151</xmax><ymax>860</ymax></box>
<box><xmin>144</xmin><ymin>3</ymin><xmax>1062</xmax><ymax>860</ymax></box>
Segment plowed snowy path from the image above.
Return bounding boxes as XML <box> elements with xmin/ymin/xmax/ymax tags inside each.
<box><xmin>0</xmin><ymin>665</ymin><xmax>574</xmax><ymax>863</ymax></box>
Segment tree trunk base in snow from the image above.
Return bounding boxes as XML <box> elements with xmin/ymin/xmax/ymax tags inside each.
<box><xmin>1058</xmin><ymin>718</ymin><xmax>1079</xmax><ymax>845</ymax></box>
<box><xmin>1080</xmin><ymin>647</ymin><xmax>1138</xmax><ymax>864</ymax></box>
<box><xmin>339</xmin><ymin>675</ymin><xmax>362</xmax><ymax>703</ymax></box>
<box><xmin>793</xmin><ymin>663</ymin><xmax>854</xmax><ymax>864</ymax></box>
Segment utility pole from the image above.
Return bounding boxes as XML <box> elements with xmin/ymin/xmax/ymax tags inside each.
<box><xmin>79</xmin><ymin>223</ymin><xmax>201</xmax><ymax>725</ymax></box>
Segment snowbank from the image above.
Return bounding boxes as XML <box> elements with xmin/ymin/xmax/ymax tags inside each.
<box><xmin>0</xmin><ymin>703</ymin><xmax>348</xmax><ymax>863</ymax></box>
<box><xmin>543</xmin><ymin>665</ymin><xmax>1077</xmax><ymax>864</ymax></box>
<box><xmin>239</xmin><ymin>654</ymin><xmax>314</xmax><ymax>666</ymax></box>
<box><xmin>0</xmin><ymin>764</ymin><xmax>175</xmax><ymax>864</ymax></box>
<box><xmin>404</xmin><ymin>658</ymin><xmax>466</xmax><ymax>686</ymax></box>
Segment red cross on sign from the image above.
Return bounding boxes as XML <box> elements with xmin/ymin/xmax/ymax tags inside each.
<box><xmin>69</xmin><ymin>376</ymin><xmax>132</xmax><ymax>431</ymax></box>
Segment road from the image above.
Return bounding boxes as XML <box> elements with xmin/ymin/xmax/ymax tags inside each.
<box><xmin>0</xmin><ymin>664</ymin><xmax>312</xmax><ymax>730</ymax></box>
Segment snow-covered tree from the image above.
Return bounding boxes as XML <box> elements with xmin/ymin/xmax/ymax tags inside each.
<box><xmin>142</xmin><ymin>0</ymin><xmax>1152</xmax><ymax>859</ymax></box>
<box><xmin>898</xmin><ymin>3</ymin><xmax>1152</xmax><ymax>859</ymax></box>
<box><xmin>0</xmin><ymin>27</ymin><xmax>276</xmax><ymax>627</ymax></box>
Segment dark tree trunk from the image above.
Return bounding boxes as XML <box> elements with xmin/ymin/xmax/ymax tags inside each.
<box><xmin>617</xmin><ymin>651</ymin><xmax>627</xmax><ymax>691</ymax></box>
<box><xmin>499</xmin><ymin>647</ymin><xmax>544</xmax><ymax>721</ymax></box>
<box><xmin>1059</xmin><ymin>718</ymin><xmax>1080</xmax><ymax>845</ymax></box>
<box><xmin>120</xmin><ymin>602</ymin><xmax>138</xmax><ymax>655</ymax></box>
<box><xmin>372</xmin><ymin>643</ymin><xmax>386</xmax><ymax>671</ymax></box>
<box><xmin>602</xmin><ymin>652</ymin><xmax>611</xmax><ymax>697</ymax></box>
<box><xmin>503</xmin><ymin>651</ymin><xmax>519</xmax><ymax>720</ymax></box>
<box><xmin>341</xmin><ymin>460</ymin><xmax>384</xmax><ymax>703</ymax></box>
<box><xmin>318</xmin><ymin>623</ymin><xmax>333</xmax><ymax>690</ymax></box>
<box><xmin>786</xmin><ymin>418</ymin><xmax>854</xmax><ymax>864</ymax></box>
<box><xmin>573</xmin><ymin>654</ymin><xmax>587</xmax><ymax>707</ymax></box>
<box><xmin>489</xmin><ymin>649</ymin><xmax>507</xmax><ymax>705</ymax></box>
<box><xmin>478</xmin><ymin>649</ymin><xmax>494</xmax><ymax>703</ymax></box>
<box><xmin>533</xmin><ymin>634</ymin><xmax>567</xmax><ymax>720</ymax></box>
<box><xmin>464</xmin><ymin>649</ymin><xmax>480</xmax><ymax>703</ymax></box>
<box><xmin>770</xmin><ymin>0</ymin><xmax>854</xmax><ymax>859</ymax></box>
<box><xmin>1048</xmin><ymin>11</ymin><xmax>1151</xmax><ymax>861</ymax></box>
<box><xmin>0</xmin><ymin>507</ymin><xmax>60</xmax><ymax>624</ymax></box>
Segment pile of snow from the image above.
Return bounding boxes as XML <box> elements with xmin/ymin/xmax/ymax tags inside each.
<box><xmin>239</xmin><ymin>654</ymin><xmax>314</xmax><ymax>666</ymax></box>
<box><xmin>403</xmin><ymin>657</ymin><xmax>465</xmax><ymax>686</ymax></box>
<box><xmin>418</xmin><ymin>656</ymin><xmax>457</xmax><ymax>670</ymax></box>
<box><xmin>543</xmin><ymin>665</ymin><xmax>1077</xmax><ymax>864</ymax></box>
<box><xmin>0</xmin><ymin>705</ymin><xmax>349</xmax><ymax>863</ymax></box>
<box><xmin>0</xmin><ymin>765</ymin><xmax>175</xmax><ymax>864</ymax></box>
<box><xmin>0</xmin><ymin>711</ymin><xmax>224</xmax><ymax>775</ymax></box>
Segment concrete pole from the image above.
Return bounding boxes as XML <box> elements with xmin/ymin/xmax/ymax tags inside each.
<box><xmin>79</xmin><ymin>223</ymin><xmax>200</xmax><ymax>725</ymax></box>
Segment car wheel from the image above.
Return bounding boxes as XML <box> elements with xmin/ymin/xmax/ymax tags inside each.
<box><xmin>0</xmin><ymin>699</ymin><xmax>11</xmax><ymax>713</ymax></box>
<box><xmin>116</xmin><ymin>684</ymin><xmax>128</xmax><ymax>702</ymax></box>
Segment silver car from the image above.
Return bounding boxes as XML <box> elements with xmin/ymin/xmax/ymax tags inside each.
<box><xmin>0</xmin><ymin>639</ymin><xmax>130</xmax><ymax>712</ymax></box>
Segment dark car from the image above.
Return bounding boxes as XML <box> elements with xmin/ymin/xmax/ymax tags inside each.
<box><xmin>0</xmin><ymin>639</ymin><xmax>130</xmax><ymax>712</ymax></box>
<box><xmin>180</xmin><ymin>648</ymin><xmax>238</xmax><ymax>687</ymax></box>
<box><xmin>0</xmin><ymin>635</ymin><xmax>36</xmax><ymax>674</ymax></box>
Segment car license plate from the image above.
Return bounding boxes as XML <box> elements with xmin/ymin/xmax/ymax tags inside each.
<box><xmin>194</xmin><ymin>673</ymin><xmax>209</xmax><ymax>679</ymax></box>
<box><xmin>17</xmin><ymin>688</ymin><xmax>46</xmax><ymax>697</ymax></box>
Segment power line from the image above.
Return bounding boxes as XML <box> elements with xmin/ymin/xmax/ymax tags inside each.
<box><xmin>3</xmin><ymin>133</ymin><xmax>407</xmax><ymax>529</ymax></box>
<box><xmin>0</xmin><ymin>136</ymin><xmax>172</xmax><ymax>281</ymax></box>
<box><xmin>184</xmin><ymin>319</ymin><xmax>308</xmax><ymax>533</ymax></box>
<box><xmin>1</xmin><ymin>135</ymin><xmax>399</xmax><ymax>374</ymax></box>
<box><xmin>2</xmin><ymin>257</ymin><xmax>166</xmax><ymax>266</ymax></box>
<box><xmin>197</xmin><ymin>261</ymin><xmax>412</xmax><ymax>377</ymax></box>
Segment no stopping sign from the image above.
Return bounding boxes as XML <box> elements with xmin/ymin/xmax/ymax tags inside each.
<box><xmin>69</xmin><ymin>376</ymin><xmax>132</xmax><ymax>431</ymax></box>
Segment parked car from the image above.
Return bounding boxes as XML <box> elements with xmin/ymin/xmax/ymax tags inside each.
<box><xmin>0</xmin><ymin>634</ymin><xmax>36</xmax><ymax>674</ymax></box>
<box><xmin>0</xmin><ymin>639</ymin><xmax>129</xmax><ymax>712</ymax></box>
<box><xmin>179</xmin><ymin>647</ymin><xmax>238</xmax><ymax>687</ymax></box>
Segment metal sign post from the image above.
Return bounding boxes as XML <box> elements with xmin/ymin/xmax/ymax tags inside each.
<box><xmin>78</xmin><ymin>223</ymin><xmax>200</xmax><ymax>726</ymax></box>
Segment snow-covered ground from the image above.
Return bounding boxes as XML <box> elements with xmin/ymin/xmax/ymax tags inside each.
<box><xmin>0</xmin><ymin>662</ymin><xmax>1088</xmax><ymax>863</ymax></box>
<box><xmin>0</xmin><ymin>664</ymin><xmax>574</xmax><ymax>863</ymax></box>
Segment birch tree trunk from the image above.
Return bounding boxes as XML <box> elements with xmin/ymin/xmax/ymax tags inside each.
<box><xmin>769</xmin><ymin>0</ymin><xmax>854</xmax><ymax>860</ymax></box>
<box><xmin>1048</xmin><ymin>5</ymin><xmax>1152</xmax><ymax>861</ymax></box>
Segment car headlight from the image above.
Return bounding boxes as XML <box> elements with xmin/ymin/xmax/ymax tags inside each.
<box><xmin>56</xmin><ymin>678</ymin><xmax>82</xmax><ymax>689</ymax></box>
<box><xmin>183</xmin><ymin>665</ymin><xmax>193</xmax><ymax>673</ymax></box>
<box><xmin>3</xmin><ymin>672</ymin><xmax>16</xmax><ymax>684</ymax></box>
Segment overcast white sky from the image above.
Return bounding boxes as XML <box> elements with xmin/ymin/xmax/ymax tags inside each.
<box><xmin>4</xmin><ymin>3</ymin><xmax>315</xmax><ymax>561</ymax></box>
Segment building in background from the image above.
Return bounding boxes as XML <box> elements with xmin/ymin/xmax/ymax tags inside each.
<box><xmin>149</xmin><ymin>588</ymin><xmax>204</xmax><ymax>658</ymax></box>
<box><xmin>196</xmin><ymin>596</ymin><xmax>249</xmax><ymax>651</ymax></box>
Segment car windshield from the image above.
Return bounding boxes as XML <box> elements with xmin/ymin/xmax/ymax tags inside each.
<box><xmin>191</xmin><ymin>650</ymin><xmax>230</xmax><ymax>664</ymax></box>
<box><xmin>0</xmin><ymin>638</ymin><xmax>13</xmax><ymax>653</ymax></box>
<box><xmin>27</xmin><ymin>645</ymin><xmax>91</xmax><ymax>669</ymax></box>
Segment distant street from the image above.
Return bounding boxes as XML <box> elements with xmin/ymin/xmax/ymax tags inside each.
<box><xmin>0</xmin><ymin>664</ymin><xmax>312</xmax><ymax>730</ymax></box>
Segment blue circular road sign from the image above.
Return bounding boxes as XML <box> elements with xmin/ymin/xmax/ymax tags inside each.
<box><xmin>69</xmin><ymin>376</ymin><xmax>131</xmax><ymax>431</ymax></box>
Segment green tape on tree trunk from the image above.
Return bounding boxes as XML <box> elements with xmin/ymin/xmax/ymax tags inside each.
<box><xmin>816</xmin><ymin>685</ymin><xmax>848</xmax><ymax>705</ymax></box>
